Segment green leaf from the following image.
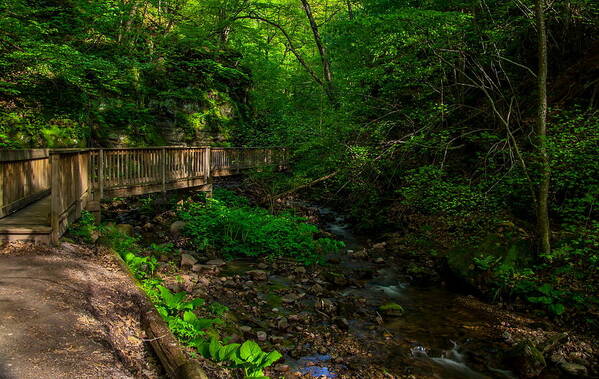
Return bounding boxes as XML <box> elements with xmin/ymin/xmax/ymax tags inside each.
<box><xmin>239</xmin><ymin>340</ymin><xmax>262</xmax><ymax>361</ymax></box>
<box><xmin>260</xmin><ymin>350</ymin><xmax>282</xmax><ymax>368</ymax></box>
<box><xmin>217</xmin><ymin>343</ymin><xmax>240</xmax><ymax>361</ymax></box>
<box><xmin>190</xmin><ymin>298</ymin><xmax>205</xmax><ymax>309</ymax></box>
<box><xmin>548</xmin><ymin>303</ymin><xmax>566</xmax><ymax>315</ymax></box>
<box><xmin>195</xmin><ymin>340</ymin><xmax>210</xmax><ymax>358</ymax></box>
<box><xmin>208</xmin><ymin>338</ymin><xmax>220</xmax><ymax>360</ymax></box>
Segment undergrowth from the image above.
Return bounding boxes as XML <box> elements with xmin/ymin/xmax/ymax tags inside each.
<box><xmin>178</xmin><ymin>189</ymin><xmax>344</xmax><ymax>265</ymax></box>
<box><xmin>70</xmin><ymin>220</ymin><xmax>282</xmax><ymax>378</ymax></box>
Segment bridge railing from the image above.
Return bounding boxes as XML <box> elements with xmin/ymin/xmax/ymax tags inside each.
<box><xmin>50</xmin><ymin>150</ymin><xmax>91</xmax><ymax>243</ymax></box>
<box><xmin>89</xmin><ymin>147</ymin><xmax>287</xmax><ymax>197</ymax></box>
<box><xmin>0</xmin><ymin>149</ymin><xmax>51</xmax><ymax>219</ymax></box>
<box><xmin>2</xmin><ymin>146</ymin><xmax>286</xmax><ymax>243</ymax></box>
<box><xmin>90</xmin><ymin>147</ymin><xmax>211</xmax><ymax>198</ymax></box>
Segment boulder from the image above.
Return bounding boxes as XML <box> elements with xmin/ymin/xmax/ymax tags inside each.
<box><xmin>308</xmin><ymin>284</ymin><xmax>324</xmax><ymax>295</ymax></box>
<box><xmin>116</xmin><ymin>224</ymin><xmax>134</xmax><ymax>236</ymax></box>
<box><xmin>559</xmin><ymin>362</ymin><xmax>587</xmax><ymax>377</ymax></box>
<box><xmin>372</xmin><ymin>242</ymin><xmax>387</xmax><ymax>253</ymax></box>
<box><xmin>334</xmin><ymin>317</ymin><xmax>350</xmax><ymax>330</ymax></box>
<box><xmin>315</xmin><ymin>298</ymin><xmax>336</xmax><ymax>314</ymax></box>
<box><xmin>169</xmin><ymin>220</ymin><xmax>187</xmax><ymax>237</ymax></box>
<box><xmin>180</xmin><ymin>253</ymin><xmax>198</xmax><ymax>268</ymax></box>
<box><xmin>505</xmin><ymin>340</ymin><xmax>546</xmax><ymax>378</ymax></box>
<box><xmin>247</xmin><ymin>270</ymin><xmax>268</xmax><ymax>281</ymax></box>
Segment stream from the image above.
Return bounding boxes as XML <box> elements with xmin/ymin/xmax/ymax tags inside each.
<box><xmin>107</xmin><ymin>197</ymin><xmax>523</xmax><ymax>378</ymax></box>
<box><xmin>281</xmin><ymin>206</ymin><xmax>516</xmax><ymax>379</ymax></box>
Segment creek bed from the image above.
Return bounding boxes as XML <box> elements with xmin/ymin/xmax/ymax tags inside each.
<box><xmin>102</xmin><ymin>195</ymin><xmax>588</xmax><ymax>378</ymax></box>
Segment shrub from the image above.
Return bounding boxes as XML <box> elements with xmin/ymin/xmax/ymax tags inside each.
<box><xmin>178</xmin><ymin>189</ymin><xmax>344</xmax><ymax>265</ymax></box>
<box><xmin>67</xmin><ymin>210</ymin><xmax>97</xmax><ymax>243</ymax></box>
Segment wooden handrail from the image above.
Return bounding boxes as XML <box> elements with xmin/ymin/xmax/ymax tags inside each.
<box><xmin>2</xmin><ymin>146</ymin><xmax>287</xmax><ymax>244</ymax></box>
<box><xmin>0</xmin><ymin>149</ymin><xmax>49</xmax><ymax>162</ymax></box>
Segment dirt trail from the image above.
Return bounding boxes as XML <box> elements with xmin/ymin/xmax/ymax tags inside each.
<box><xmin>0</xmin><ymin>242</ymin><xmax>162</xmax><ymax>379</ymax></box>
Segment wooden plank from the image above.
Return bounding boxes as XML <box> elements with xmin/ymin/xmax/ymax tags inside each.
<box><xmin>0</xmin><ymin>149</ymin><xmax>49</xmax><ymax>162</ymax></box>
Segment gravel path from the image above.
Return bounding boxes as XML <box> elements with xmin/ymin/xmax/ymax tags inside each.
<box><xmin>0</xmin><ymin>242</ymin><xmax>163</xmax><ymax>379</ymax></box>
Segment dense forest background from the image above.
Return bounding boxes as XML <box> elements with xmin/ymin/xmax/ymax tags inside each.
<box><xmin>1</xmin><ymin>0</ymin><xmax>598</xmax><ymax>326</ymax></box>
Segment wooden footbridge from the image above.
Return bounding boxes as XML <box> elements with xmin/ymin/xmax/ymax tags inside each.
<box><xmin>0</xmin><ymin>147</ymin><xmax>286</xmax><ymax>244</ymax></box>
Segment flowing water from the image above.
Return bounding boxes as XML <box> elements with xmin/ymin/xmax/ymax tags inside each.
<box><xmin>311</xmin><ymin>206</ymin><xmax>516</xmax><ymax>378</ymax></box>
<box><xmin>106</xmin><ymin>198</ymin><xmax>517</xmax><ymax>378</ymax></box>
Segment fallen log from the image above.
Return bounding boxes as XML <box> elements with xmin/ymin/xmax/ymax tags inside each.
<box><xmin>271</xmin><ymin>171</ymin><xmax>338</xmax><ymax>200</ymax></box>
<box><xmin>107</xmin><ymin>247</ymin><xmax>208</xmax><ymax>379</ymax></box>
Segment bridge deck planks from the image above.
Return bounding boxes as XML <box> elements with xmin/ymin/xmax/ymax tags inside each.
<box><xmin>0</xmin><ymin>196</ymin><xmax>51</xmax><ymax>243</ymax></box>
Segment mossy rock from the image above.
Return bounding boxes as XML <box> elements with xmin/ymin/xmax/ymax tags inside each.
<box><xmin>504</xmin><ymin>340</ymin><xmax>546</xmax><ymax>378</ymax></box>
<box><xmin>379</xmin><ymin>302</ymin><xmax>404</xmax><ymax>317</ymax></box>
<box><xmin>446</xmin><ymin>232</ymin><xmax>533</xmax><ymax>291</ymax></box>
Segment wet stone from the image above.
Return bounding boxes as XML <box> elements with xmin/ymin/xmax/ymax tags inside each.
<box><xmin>247</xmin><ymin>269</ymin><xmax>268</xmax><ymax>281</ymax></box>
<box><xmin>180</xmin><ymin>253</ymin><xmax>197</xmax><ymax>268</ymax></box>
<box><xmin>277</xmin><ymin>317</ymin><xmax>289</xmax><ymax>330</ymax></box>
<box><xmin>169</xmin><ymin>220</ymin><xmax>186</xmax><ymax>237</ymax></box>
<box><xmin>206</xmin><ymin>259</ymin><xmax>226</xmax><ymax>266</ymax></box>
<box><xmin>257</xmin><ymin>331</ymin><xmax>267</xmax><ymax>341</ymax></box>
<box><xmin>560</xmin><ymin>362</ymin><xmax>587</xmax><ymax>376</ymax></box>
<box><xmin>274</xmin><ymin>364</ymin><xmax>290</xmax><ymax>372</ymax></box>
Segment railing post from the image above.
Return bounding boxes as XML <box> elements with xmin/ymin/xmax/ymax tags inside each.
<box><xmin>204</xmin><ymin>146</ymin><xmax>212</xmax><ymax>197</ymax></box>
<box><xmin>93</xmin><ymin>149</ymin><xmax>104</xmax><ymax>225</ymax></box>
<box><xmin>75</xmin><ymin>152</ymin><xmax>82</xmax><ymax>219</ymax></box>
<box><xmin>0</xmin><ymin>162</ymin><xmax>4</xmax><ymax>218</ymax></box>
<box><xmin>204</xmin><ymin>146</ymin><xmax>211</xmax><ymax>180</ymax></box>
<box><xmin>161</xmin><ymin>147</ymin><xmax>167</xmax><ymax>194</ymax></box>
<box><xmin>50</xmin><ymin>152</ymin><xmax>60</xmax><ymax>245</ymax></box>
<box><xmin>98</xmin><ymin>149</ymin><xmax>104</xmax><ymax>200</ymax></box>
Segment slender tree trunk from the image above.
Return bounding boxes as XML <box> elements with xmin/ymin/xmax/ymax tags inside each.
<box><xmin>299</xmin><ymin>0</ymin><xmax>336</xmax><ymax>104</ymax></box>
<box><xmin>535</xmin><ymin>0</ymin><xmax>551</xmax><ymax>255</ymax></box>
<box><xmin>346</xmin><ymin>0</ymin><xmax>354</xmax><ymax>20</ymax></box>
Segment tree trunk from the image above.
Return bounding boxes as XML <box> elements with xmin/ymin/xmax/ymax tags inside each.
<box><xmin>535</xmin><ymin>0</ymin><xmax>551</xmax><ymax>255</ymax></box>
<box><xmin>346</xmin><ymin>0</ymin><xmax>354</xmax><ymax>20</ymax></box>
<box><xmin>299</xmin><ymin>0</ymin><xmax>336</xmax><ymax>104</ymax></box>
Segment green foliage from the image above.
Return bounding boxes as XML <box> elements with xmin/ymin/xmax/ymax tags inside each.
<box><xmin>178</xmin><ymin>189</ymin><xmax>344</xmax><ymax>265</ymax></box>
<box><xmin>67</xmin><ymin>210</ymin><xmax>97</xmax><ymax>243</ymax></box>
<box><xmin>96</xmin><ymin>217</ymin><xmax>280</xmax><ymax>378</ymax></box>
<box><xmin>193</xmin><ymin>338</ymin><xmax>282</xmax><ymax>378</ymax></box>
<box><xmin>208</xmin><ymin>302</ymin><xmax>230</xmax><ymax>316</ymax></box>
<box><xmin>548</xmin><ymin>110</ymin><xmax>599</xmax><ymax>225</ymax></box>
<box><xmin>453</xmin><ymin>224</ymin><xmax>599</xmax><ymax>318</ymax></box>
<box><xmin>0</xmin><ymin>0</ymin><xmax>250</xmax><ymax>147</ymax></box>
<box><xmin>154</xmin><ymin>285</ymin><xmax>205</xmax><ymax>317</ymax></box>
<box><xmin>527</xmin><ymin>284</ymin><xmax>566</xmax><ymax>316</ymax></box>
<box><xmin>398</xmin><ymin>165</ymin><xmax>496</xmax><ymax>217</ymax></box>
<box><xmin>149</xmin><ymin>242</ymin><xmax>176</xmax><ymax>256</ymax></box>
